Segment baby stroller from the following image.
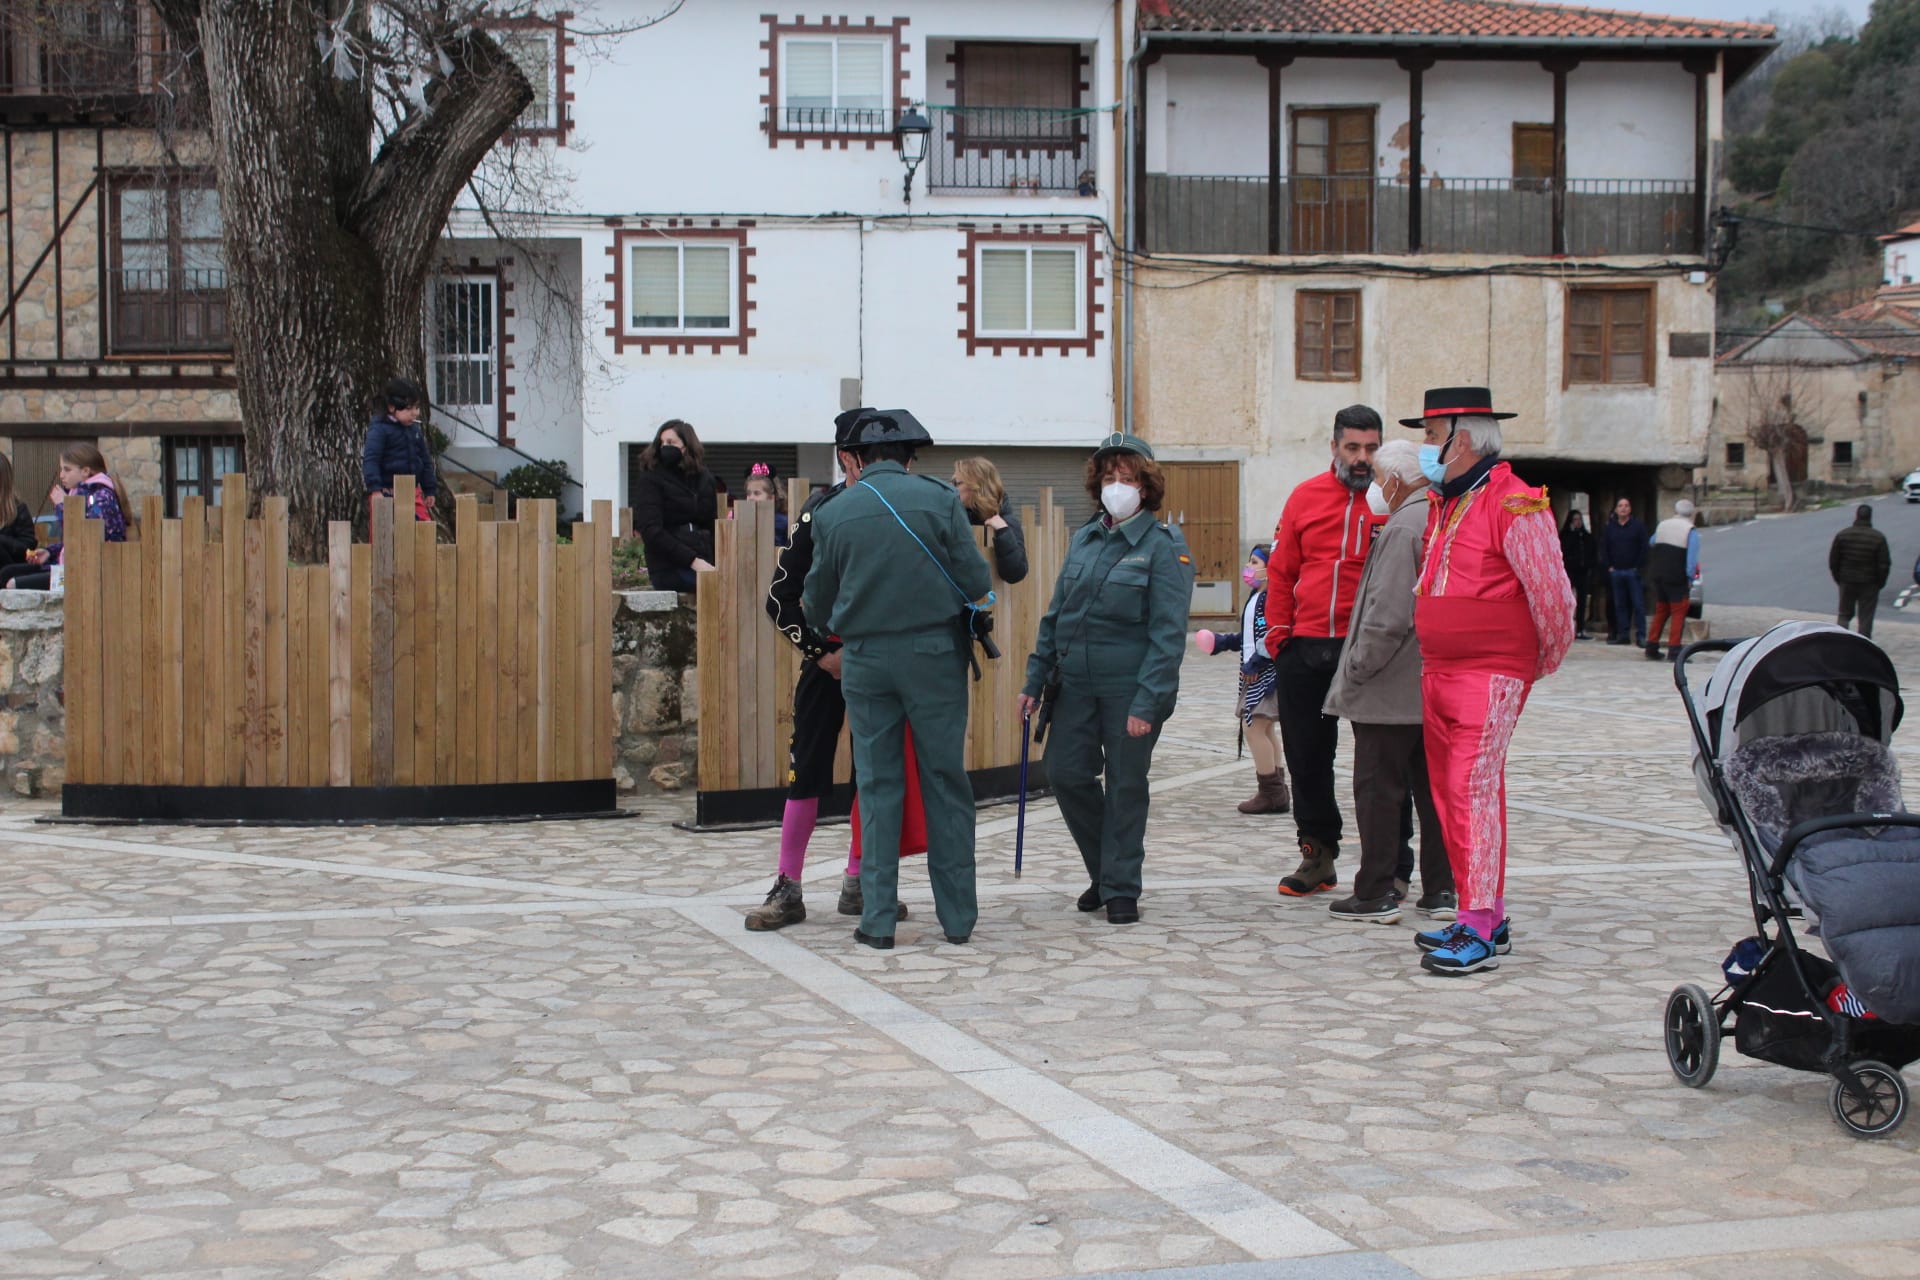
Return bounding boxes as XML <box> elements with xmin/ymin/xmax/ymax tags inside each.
<box><xmin>1668</xmin><ymin>621</ymin><xmax>1920</xmax><ymax>1138</ymax></box>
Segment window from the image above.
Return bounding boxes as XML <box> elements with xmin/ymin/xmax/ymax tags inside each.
<box><xmin>491</xmin><ymin>15</ymin><xmax>570</xmax><ymax>143</ymax></box>
<box><xmin>3</xmin><ymin>0</ymin><xmax>142</xmax><ymax>95</ymax></box>
<box><xmin>953</xmin><ymin>42</ymin><xmax>1081</xmax><ymax>147</ymax></box>
<box><xmin>978</xmin><ymin>244</ymin><xmax>1082</xmax><ymax>338</ymax></box>
<box><xmin>1512</xmin><ymin>123</ymin><xmax>1554</xmax><ymax>192</ymax></box>
<box><xmin>1725</xmin><ymin>442</ymin><xmax>1745</xmax><ymax>468</ymax></box>
<box><xmin>762</xmin><ymin>18</ymin><xmax>907</xmax><ymax>145</ymax></box>
<box><xmin>430</xmin><ymin>275</ymin><xmax>500</xmax><ymax>440</ymax></box>
<box><xmin>1833</xmin><ymin>441</ymin><xmax>1854</xmax><ymax>469</ymax></box>
<box><xmin>1289</xmin><ymin>108</ymin><xmax>1374</xmax><ymax>254</ymax></box>
<box><xmin>108</xmin><ymin>171</ymin><xmax>229</xmax><ymax>354</ymax></box>
<box><xmin>1296</xmin><ymin>290</ymin><xmax>1360</xmax><ymax>381</ymax></box>
<box><xmin>610</xmin><ymin>227</ymin><xmax>753</xmax><ymax>355</ymax></box>
<box><xmin>165</xmin><ymin>436</ymin><xmax>243</xmax><ymax>517</ymax></box>
<box><xmin>1566</xmin><ymin>287</ymin><xmax>1652</xmax><ymax>385</ymax></box>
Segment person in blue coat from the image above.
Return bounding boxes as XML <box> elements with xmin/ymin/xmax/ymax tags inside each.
<box><xmin>362</xmin><ymin>378</ymin><xmax>438</xmax><ymax>521</ymax></box>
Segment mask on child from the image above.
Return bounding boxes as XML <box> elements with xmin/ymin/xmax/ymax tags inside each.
<box><xmin>1101</xmin><ymin>481</ymin><xmax>1142</xmax><ymax>521</ymax></box>
<box><xmin>1241</xmin><ymin>565</ymin><xmax>1263</xmax><ymax>587</ymax></box>
<box><xmin>1365</xmin><ymin>481</ymin><xmax>1391</xmax><ymax>517</ymax></box>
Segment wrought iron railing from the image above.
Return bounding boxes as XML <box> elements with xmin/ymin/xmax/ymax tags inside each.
<box><xmin>1142</xmin><ymin>176</ymin><xmax>1697</xmax><ymax>257</ymax></box>
<box><xmin>766</xmin><ymin>105</ymin><xmax>895</xmax><ymax>137</ymax></box>
<box><xmin>0</xmin><ymin>0</ymin><xmax>164</xmax><ymax>98</ymax></box>
<box><xmin>927</xmin><ymin>107</ymin><xmax>1097</xmax><ymax>195</ymax></box>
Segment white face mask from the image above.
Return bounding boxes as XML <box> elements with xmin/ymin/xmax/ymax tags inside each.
<box><xmin>1101</xmin><ymin>481</ymin><xmax>1142</xmax><ymax>522</ymax></box>
<box><xmin>1365</xmin><ymin>481</ymin><xmax>1391</xmax><ymax>517</ymax></box>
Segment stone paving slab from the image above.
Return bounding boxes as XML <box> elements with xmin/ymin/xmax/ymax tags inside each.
<box><xmin>0</xmin><ymin>605</ymin><xmax>1916</xmax><ymax>1279</ymax></box>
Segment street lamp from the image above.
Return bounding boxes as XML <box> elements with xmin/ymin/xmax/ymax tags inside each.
<box><xmin>896</xmin><ymin>107</ymin><xmax>931</xmax><ymax>206</ymax></box>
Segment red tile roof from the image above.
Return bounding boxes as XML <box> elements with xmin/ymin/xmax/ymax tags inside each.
<box><xmin>1880</xmin><ymin>221</ymin><xmax>1920</xmax><ymax>242</ymax></box>
<box><xmin>1142</xmin><ymin>0</ymin><xmax>1775</xmax><ymax>42</ymax></box>
<box><xmin>1722</xmin><ymin>305</ymin><xmax>1920</xmax><ymax>363</ymax></box>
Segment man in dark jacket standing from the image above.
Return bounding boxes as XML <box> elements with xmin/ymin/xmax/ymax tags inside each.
<box><xmin>362</xmin><ymin>379</ymin><xmax>437</xmax><ymax>520</ymax></box>
<box><xmin>1598</xmin><ymin>496</ymin><xmax>1648</xmax><ymax>647</ymax></box>
<box><xmin>1830</xmin><ymin>504</ymin><xmax>1891</xmax><ymax>638</ymax></box>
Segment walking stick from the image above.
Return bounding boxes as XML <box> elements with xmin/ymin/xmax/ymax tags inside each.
<box><xmin>1015</xmin><ymin>711</ymin><xmax>1032</xmax><ymax>878</ymax></box>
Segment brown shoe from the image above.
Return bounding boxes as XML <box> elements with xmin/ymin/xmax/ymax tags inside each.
<box><xmin>744</xmin><ymin>875</ymin><xmax>805</xmax><ymax>931</ymax></box>
<box><xmin>1278</xmin><ymin>837</ymin><xmax>1337</xmax><ymax>898</ymax></box>
<box><xmin>1237</xmin><ymin>770</ymin><xmax>1292</xmax><ymax>815</ymax></box>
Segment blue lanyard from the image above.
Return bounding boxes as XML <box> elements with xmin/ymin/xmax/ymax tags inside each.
<box><xmin>856</xmin><ymin>480</ymin><xmax>995</xmax><ymax>612</ymax></box>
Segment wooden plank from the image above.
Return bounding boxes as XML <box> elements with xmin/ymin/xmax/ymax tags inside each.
<box><xmin>532</xmin><ymin>500</ymin><xmax>555</xmax><ymax>782</ymax></box>
<box><xmin>411</xmin><ymin>520</ymin><xmax>436</xmax><ymax>788</ymax></box>
<box><xmin>696</xmin><ymin>517</ymin><xmax>734</xmax><ymax>792</ymax></box>
<box><xmin>434</xmin><ymin>545</ymin><xmax>457</xmax><ymax>785</ymax></box>
<box><xmin>591</xmin><ymin>500</ymin><xmax>614</xmax><ymax>779</ymax></box>
<box><xmin>286</xmin><ymin>559</ymin><xmax>310</xmax><ymax>787</ymax></box>
<box><xmin>516</xmin><ymin>509</ymin><xmax>539</xmax><ymax>782</ymax></box>
<box><xmin>99</xmin><ymin>543</ymin><xmax>127</xmax><ymax>784</ymax></box>
<box><xmin>618</xmin><ymin>506</ymin><xmax>633</xmax><ymax>540</ymax></box>
<box><xmin>262</xmin><ymin>497</ymin><xmax>289</xmax><ymax>787</ymax></box>
<box><xmin>495</xmin><ymin>517</ymin><xmax>521</xmax><ymax>778</ymax></box>
<box><xmin>553</xmin><ymin>538</ymin><xmax>578</xmax><ymax>781</ymax></box>
<box><xmin>476</xmin><ymin>521</ymin><xmax>499</xmax><ymax>782</ymax></box>
<box><xmin>369</xmin><ymin>492</ymin><xmax>395</xmax><ymax>786</ymax></box>
<box><xmin>136</xmin><ymin>496</ymin><xmax>161</xmax><ymax>787</ymax></box>
<box><xmin>60</xmin><ymin>493</ymin><xmax>102</xmax><ymax>785</ymax></box>
<box><xmin>157</xmin><ymin>516</ymin><xmax>183</xmax><ymax>786</ymax></box>
<box><xmin>242</xmin><ymin>511</ymin><xmax>266</xmax><ymax>787</ymax></box>
<box><xmin>221</xmin><ymin>474</ymin><xmax>246</xmax><ymax>787</ymax></box>
<box><xmin>327</xmin><ymin>522</ymin><xmax>352</xmax><ymax>786</ymax></box>
<box><xmin>392</xmin><ymin>480</ymin><xmax>416</xmax><ymax>787</ymax></box>
<box><xmin>571</xmin><ymin>522</ymin><xmax>593</xmax><ymax>781</ymax></box>
<box><xmin>308</xmin><ymin>568</ymin><xmax>329</xmax><ymax>787</ymax></box>
<box><xmin>178</xmin><ymin>497</ymin><xmax>205</xmax><ymax>788</ymax></box>
<box><xmin>351</xmin><ymin>544</ymin><xmax>372</xmax><ymax>786</ymax></box>
<box><xmin>201</xmin><ymin>525</ymin><xmax>225</xmax><ymax>785</ymax></box>
<box><xmin>455</xmin><ymin>495</ymin><xmax>479</xmax><ymax>785</ymax></box>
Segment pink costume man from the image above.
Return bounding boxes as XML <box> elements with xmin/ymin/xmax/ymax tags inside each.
<box><xmin>1402</xmin><ymin>387</ymin><xmax>1574</xmax><ymax>975</ymax></box>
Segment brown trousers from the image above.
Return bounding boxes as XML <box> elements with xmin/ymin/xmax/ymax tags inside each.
<box><xmin>1350</xmin><ymin>721</ymin><xmax>1450</xmax><ymax>902</ymax></box>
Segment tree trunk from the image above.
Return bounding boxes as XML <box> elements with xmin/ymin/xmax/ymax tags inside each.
<box><xmin>1771</xmin><ymin>448</ymin><xmax>1796</xmax><ymax>513</ymax></box>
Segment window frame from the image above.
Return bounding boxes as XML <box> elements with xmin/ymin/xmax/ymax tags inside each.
<box><xmin>959</xmin><ymin>227</ymin><xmax>1102</xmax><ymax>357</ymax></box>
<box><xmin>1725</xmin><ymin>441</ymin><xmax>1745</xmax><ymax>469</ymax></box>
<box><xmin>950</xmin><ymin>41</ymin><xmax>1086</xmax><ymax>153</ymax></box>
<box><xmin>104</xmin><ymin>168</ymin><xmax>231</xmax><ymax>357</ymax></box>
<box><xmin>163</xmin><ymin>435</ymin><xmax>244</xmax><ymax>518</ymax></box>
<box><xmin>607</xmin><ymin>225</ymin><xmax>755</xmax><ymax>356</ymax></box>
<box><xmin>1832</xmin><ymin>440</ymin><xmax>1854</xmax><ymax>469</ymax></box>
<box><xmin>1512</xmin><ymin>122</ymin><xmax>1555</xmax><ymax>193</ymax></box>
<box><xmin>1294</xmin><ymin>289</ymin><xmax>1362</xmax><ymax>382</ymax></box>
<box><xmin>760</xmin><ymin>16</ymin><xmax>909</xmax><ymax>149</ymax></box>
<box><xmin>975</xmin><ymin>242</ymin><xmax>1085</xmax><ymax>340</ymax></box>
<box><xmin>428</xmin><ymin>269</ymin><xmax>506</xmax><ymax>444</ymax></box>
<box><xmin>1564</xmin><ymin>285</ymin><xmax>1655</xmax><ymax>388</ymax></box>
<box><xmin>491</xmin><ymin>12</ymin><xmax>573</xmax><ymax>145</ymax></box>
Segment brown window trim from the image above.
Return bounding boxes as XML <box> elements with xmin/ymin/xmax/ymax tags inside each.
<box><xmin>1564</xmin><ymin>284</ymin><xmax>1655</xmax><ymax>389</ymax></box>
<box><xmin>948</xmin><ymin>41</ymin><xmax>1089</xmax><ymax>155</ymax></box>
<box><xmin>957</xmin><ymin>224</ymin><xmax>1102</xmax><ymax>358</ymax></box>
<box><xmin>603</xmin><ymin>221</ymin><xmax>756</xmax><ymax>356</ymax></box>
<box><xmin>759</xmin><ymin>15</ymin><xmax>910</xmax><ymax>150</ymax></box>
<box><xmin>1294</xmin><ymin>289</ymin><xmax>1361</xmax><ymax>382</ymax></box>
<box><xmin>491</xmin><ymin>11</ymin><xmax>575</xmax><ymax>146</ymax></box>
<box><xmin>104</xmin><ymin>167</ymin><xmax>231</xmax><ymax>358</ymax></box>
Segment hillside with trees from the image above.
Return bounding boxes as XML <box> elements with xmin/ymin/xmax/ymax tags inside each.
<box><xmin>1716</xmin><ymin>0</ymin><xmax>1920</xmax><ymax>332</ymax></box>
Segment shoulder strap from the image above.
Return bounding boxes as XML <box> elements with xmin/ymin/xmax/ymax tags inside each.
<box><xmin>856</xmin><ymin>480</ymin><xmax>994</xmax><ymax>612</ymax></box>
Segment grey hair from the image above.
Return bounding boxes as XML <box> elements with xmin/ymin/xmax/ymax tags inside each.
<box><xmin>1373</xmin><ymin>438</ymin><xmax>1426</xmax><ymax>487</ymax></box>
<box><xmin>1452</xmin><ymin>414</ymin><xmax>1503</xmax><ymax>457</ymax></box>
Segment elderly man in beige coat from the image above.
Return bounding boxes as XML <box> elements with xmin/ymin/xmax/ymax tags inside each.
<box><xmin>1322</xmin><ymin>439</ymin><xmax>1454</xmax><ymax>925</ymax></box>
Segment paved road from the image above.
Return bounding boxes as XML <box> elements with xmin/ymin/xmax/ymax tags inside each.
<box><xmin>1698</xmin><ymin>491</ymin><xmax>1920</xmax><ymax>624</ymax></box>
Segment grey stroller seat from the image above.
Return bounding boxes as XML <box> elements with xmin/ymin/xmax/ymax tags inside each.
<box><xmin>1723</xmin><ymin>731</ymin><xmax>1903</xmax><ymax>852</ymax></box>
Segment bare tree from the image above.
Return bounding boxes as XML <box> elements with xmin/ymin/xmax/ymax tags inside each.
<box><xmin>1727</xmin><ymin>362</ymin><xmax>1836</xmax><ymax>513</ymax></box>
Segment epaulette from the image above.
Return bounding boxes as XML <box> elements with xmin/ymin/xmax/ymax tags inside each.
<box><xmin>1503</xmin><ymin>487</ymin><xmax>1551</xmax><ymax>516</ymax></box>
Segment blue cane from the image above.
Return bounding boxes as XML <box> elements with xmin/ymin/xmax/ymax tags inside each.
<box><xmin>1015</xmin><ymin>711</ymin><xmax>1032</xmax><ymax>878</ymax></box>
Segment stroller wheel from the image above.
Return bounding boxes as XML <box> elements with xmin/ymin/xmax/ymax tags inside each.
<box><xmin>1664</xmin><ymin>984</ymin><xmax>1720</xmax><ymax>1088</ymax></box>
<box><xmin>1830</xmin><ymin>1061</ymin><xmax>1908</xmax><ymax>1139</ymax></box>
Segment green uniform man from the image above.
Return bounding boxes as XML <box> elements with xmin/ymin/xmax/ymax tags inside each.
<box><xmin>803</xmin><ymin>409</ymin><xmax>995</xmax><ymax>949</ymax></box>
<box><xmin>1020</xmin><ymin>433</ymin><xmax>1193</xmax><ymax>924</ymax></box>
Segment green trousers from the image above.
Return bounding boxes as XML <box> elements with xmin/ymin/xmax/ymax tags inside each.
<box><xmin>842</xmin><ymin>630</ymin><xmax>977</xmax><ymax>940</ymax></box>
<box><xmin>1044</xmin><ymin>686</ymin><xmax>1163</xmax><ymax>902</ymax></box>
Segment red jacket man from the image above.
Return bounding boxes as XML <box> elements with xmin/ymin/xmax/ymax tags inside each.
<box><xmin>1263</xmin><ymin>405</ymin><xmax>1386</xmax><ymax>897</ymax></box>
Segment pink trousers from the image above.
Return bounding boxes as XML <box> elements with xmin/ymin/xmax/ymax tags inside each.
<box><xmin>1421</xmin><ymin>666</ymin><xmax>1531</xmax><ymax>918</ymax></box>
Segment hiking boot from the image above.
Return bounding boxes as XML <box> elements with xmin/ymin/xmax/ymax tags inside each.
<box><xmin>1415</xmin><ymin>890</ymin><xmax>1458</xmax><ymax>920</ymax></box>
<box><xmin>1420</xmin><ymin>924</ymin><xmax>1500</xmax><ymax>975</ymax></box>
<box><xmin>837</xmin><ymin>873</ymin><xmax>908</xmax><ymax>921</ymax></box>
<box><xmin>1328</xmin><ymin>893</ymin><xmax>1401</xmax><ymax>924</ymax></box>
<box><xmin>744</xmin><ymin>875</ymin><xmax>805</xmax><ymax>932</ymax></box>
<box><xmin>1415</xmin><ymin>918</ymin><xmax>1511</xmax><ymax>954</ymax></box>
<box><xmin>1278</xmin><ymin>838</ymin><xmax>1337</xmax><ymax>898</ymax></box>
<box><xmin>1237</xmin><ymin>770</ymin><xmax>1292</xmax><ymax>815</ymax></box>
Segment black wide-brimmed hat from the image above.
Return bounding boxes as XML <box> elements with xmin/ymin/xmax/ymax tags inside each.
<box><xmin>1398</xmin><ymin>386</ymin><xmax>1518</xmax><ymax>429</ymax></box>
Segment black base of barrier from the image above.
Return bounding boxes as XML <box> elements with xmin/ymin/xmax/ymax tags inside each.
<box><xmin>58</xmin><ymin>779</ymin><xmax>622</xmax><ymax>826</ymax></box>
<box><xmin>684</xmin><ymin>762</ymin><xmax>1049</xmax><ymax>832</ymax></box>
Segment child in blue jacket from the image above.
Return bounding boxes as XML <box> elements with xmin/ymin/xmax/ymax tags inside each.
<box><xmin>1193</xmin><ymin>544</ymin><xmax>1290</xmax><ymax>815</ymax></box>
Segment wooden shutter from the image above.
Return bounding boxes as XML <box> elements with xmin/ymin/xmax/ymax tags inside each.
<box><xmin>1512</xmin><ymin>123</ymin><xmax>1554</xmax><ymax>191</ymax></box>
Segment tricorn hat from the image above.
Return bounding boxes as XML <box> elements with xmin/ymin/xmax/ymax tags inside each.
<box><xmin>851</xmin><ymin>409</ymin><xmax>933</xmax><ymax>447</ymax></box>
<box><xmin>1092</xmin><ymin>431</ymin><xmax>1155</xmax><ymax>462</ymax></box>
<box><xmin>1398</xmin><ymin>386</ymin><xmax>1518</xmax><ymax>429</ymax></box>
<box><xmin>833</xmin><ymin>406</ymin><xmax>874</xmax><ymax>449</ymax></box>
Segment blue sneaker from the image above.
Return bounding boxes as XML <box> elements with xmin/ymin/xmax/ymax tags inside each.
<box><xmin>1415</xmin><ymin>918</ymin><xmax>1511</xmax><ymax>954</ymax></box>
<box><xmin>1421</xmin><ymin>924</ymin><xmax>1500</xmax><ymax>975</ymax></box>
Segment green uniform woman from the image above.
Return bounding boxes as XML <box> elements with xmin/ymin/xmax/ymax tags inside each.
<box><xmin>1020</xmin><ymin>434</ymin><xmax>1194</xmax><ymax>924</ymax></box>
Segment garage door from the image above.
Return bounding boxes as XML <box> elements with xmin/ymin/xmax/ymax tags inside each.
<box><xmin>915</xmin><ymin>446</ymin><xmax>1092</xmax><ymax>522</ymax></box>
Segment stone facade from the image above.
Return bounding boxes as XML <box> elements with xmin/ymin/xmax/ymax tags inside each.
<box><xmin>0</xmin><ymin>591</ymin><xmax>67</xmax><ymax>794</ymax></box>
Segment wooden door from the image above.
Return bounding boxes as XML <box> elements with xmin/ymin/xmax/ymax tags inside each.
<box><xmin>1159</xmin><ymin>460</ymin><xmax>1240</xmax><ymax>584</ymax></box>
<box><xmin>1290</xmin><ymin>108</ymin><xmax>1374</xmax><ymax>253</ymax></box>
<box><xmin>1785</xmin><ymin>424</ymin><xmax>1808</xmax><ymax>484</ymax></box>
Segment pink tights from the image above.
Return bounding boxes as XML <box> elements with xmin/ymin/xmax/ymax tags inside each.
<box><xmin>776</xmin><ymin>798</ymin><xmax>860</xmax><ymax>880</ymax></box>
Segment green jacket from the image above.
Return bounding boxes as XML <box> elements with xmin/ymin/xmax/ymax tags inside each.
<box><xmin>1024</xmin><ymin>510</ymin><xmax>1194</xmax><ymax>722</ymax></box>
<box><xmin>1829</xmin><ymin>520</ymin><xmax>1891</xmax><ymax>589</ymax></box>
<box><xmin>802</xmin><ymin>461</ymin><xmax>994</xmax><ymax>641</ymax></box>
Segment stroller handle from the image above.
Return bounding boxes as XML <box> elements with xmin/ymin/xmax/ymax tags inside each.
<box><xmin>1772</xmin><ymin>812</ymin><xmax>1920</xmax><ymax>879</ymax></box>
<box><xmin>1672</xmin><ymin>637</ymin><xmax>1739</xmax><ymax>701</ymax></box>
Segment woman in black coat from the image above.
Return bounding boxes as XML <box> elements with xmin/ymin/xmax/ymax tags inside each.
<box><xmin>0</xmin><ymin>453</ymin><xmax>37</xmax><ymax>569</ymax></box>
<box><xmin>632</xmin><ymin>419</ymin><xmax>719</xmax><ymax>592</ymax></box>
<box><xmin>1560</xmin><ymin>508</ymin><xmax>1595</xmax><ymax>641</ymax></box>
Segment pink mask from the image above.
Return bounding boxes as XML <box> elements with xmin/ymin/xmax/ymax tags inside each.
<box><xmin>1242</xmin><ymin>566</ymin><xmax>1263</xmax><ymax>587</ymax></box>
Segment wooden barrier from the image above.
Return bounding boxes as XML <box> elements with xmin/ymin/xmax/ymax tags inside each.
<box><xmin>61</xmin><ymin>475</ymin><xmax>617</xmax><ymax>823</ymax></box>
<box><xmin>694</xmin><ymin>480</ymin><xmax>1069</xmax><ymax>828</ymax></box>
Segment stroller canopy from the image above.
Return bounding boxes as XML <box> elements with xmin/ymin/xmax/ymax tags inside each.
<box><xmin>1693</xmin><ymin>622</ymin><xmax>1903</xmax><ymax>772</ymax></box>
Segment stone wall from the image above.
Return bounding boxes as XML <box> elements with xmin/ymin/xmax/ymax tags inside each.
<box><xmin>0</xmin><ymin>590</ymin><xmax>701</xmax><ymax>799</ymax></box>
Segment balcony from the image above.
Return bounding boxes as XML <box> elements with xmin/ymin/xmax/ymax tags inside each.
<box><xmin>0</xmin><ymin>0</ymin><xmax>174</xmax><ymax>111</ymax></box>
<box><xmin>763</xmin><ymin>105</ymin><xmax>1098</xmax><ymax>197</ymax></box>
<box><xmin>1141</xmin><ymin>176</ymin><xmax>1696</xmax><ymax>258</ymax></box>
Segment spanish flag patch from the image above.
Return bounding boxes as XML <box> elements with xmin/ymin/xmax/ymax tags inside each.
<box><xmin>1503</xmin><ymin>488</ymin><xmax>1552</xmax><ymax>516</ymax></box>
<box><xmin>1177</xmin><ymin>554</ymin><xmax>1191</xmax><ymax>565</ymax></box>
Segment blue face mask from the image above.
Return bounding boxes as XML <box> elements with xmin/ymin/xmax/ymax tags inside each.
<box><xmin>1417</xmin><ymin>443</ymin><xmax>1449</xmax><ymax>485</ymax></box>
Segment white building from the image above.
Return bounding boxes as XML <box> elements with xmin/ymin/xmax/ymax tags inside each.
<box><xmin>440</xmin><ymin>0</ymin><xmax>1132</xmax><ymax>516</ymax></box>
<box><xmin>1883</xmin><ymin>222</ymin><xmax>1920</xmax><ymax>304</ymax></box>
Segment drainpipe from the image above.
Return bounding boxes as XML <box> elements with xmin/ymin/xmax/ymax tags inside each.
<box><xmin>1122</xmin><ymin>33</ymin><xmax>1140</xmax><ymax>437</ymax></box>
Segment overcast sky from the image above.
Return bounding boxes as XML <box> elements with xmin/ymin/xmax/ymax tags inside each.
<box><xmin>1641</xmin><ymin>0</ymin><xmax>1872</xmax><ymax>27</ymax></box>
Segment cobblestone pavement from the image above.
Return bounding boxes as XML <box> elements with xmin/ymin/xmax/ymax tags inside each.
<box><xmin>3</xmin><ymin>606</ymin><xmax>1919</xmax><ymax>1280</ymax></box>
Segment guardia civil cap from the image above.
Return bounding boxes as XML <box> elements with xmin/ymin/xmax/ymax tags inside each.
<box><xmin>833</xmin><ymin>407</ymin><xmax>874</xmax><ymax>449</ymax></box>
<box><xmin>852</xmin><ymin>409</ymin><xmax>933</xmax><ymax>447</ymax></box>
<box><xmin>1092</xmin><ymin>431</ymin><xmax>1155</xmax><ymax>461</ymax></box>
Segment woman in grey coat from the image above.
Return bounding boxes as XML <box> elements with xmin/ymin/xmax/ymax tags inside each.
<box><xmin>1321</xmin><ymin>439</ymin><xmax>1453</xmax><ymax>925</ymax></box>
